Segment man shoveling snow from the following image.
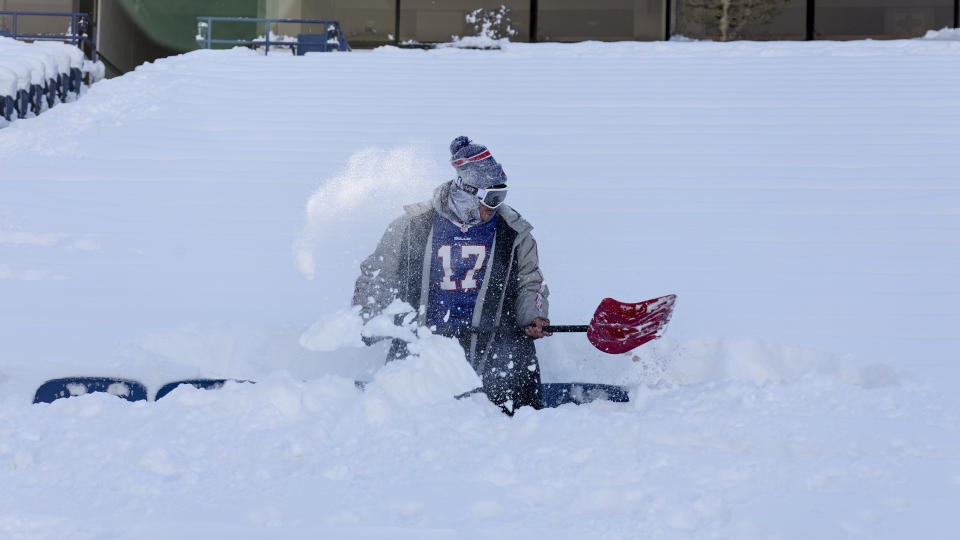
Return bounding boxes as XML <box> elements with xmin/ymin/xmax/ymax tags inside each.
<box><xmin>352</xmin><ymin>136</ymin><xmax>551</xmax><ymax>414</ymax></box>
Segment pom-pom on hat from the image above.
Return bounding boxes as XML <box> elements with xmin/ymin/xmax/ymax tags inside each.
<box><xmin>449</xmin><ymin>136</ymin><xmax>506</xmax><ymax>189</ymax></box>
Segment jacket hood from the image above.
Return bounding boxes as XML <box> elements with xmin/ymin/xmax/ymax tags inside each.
<box><xmin>402</xmin><ymin>181</ymin><xmax>531</xmax><ymax>236</ymax></box>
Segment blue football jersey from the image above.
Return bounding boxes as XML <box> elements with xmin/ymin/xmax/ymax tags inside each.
<box><xmin>426</xmin><ymin>213</ymin><xmax>498</xmax><ymax>329</ymax></box>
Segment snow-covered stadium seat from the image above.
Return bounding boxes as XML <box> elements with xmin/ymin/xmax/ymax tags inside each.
<box><xmin>9</xmin><ymin>52</ymin><xmax>49</xmax><ymax>115</ymax></box>
<box><xmin>35</xmin><ymin>41</ymin><xmax>85</xmax><ymax>97</ymax></box>
<box><xmin>28</xmin><ymin>42</ymin><xmax>70</xmax><ymax>100</ymax></box>
<box><xmin>33</xmin><ymin>377</ymin><xmax>149</xmax><ymax>404</ymax></box>
<box><xmin>0</xmin><ymin>52</ymin><xmax>31</xmax><ymax>119</ymax></box>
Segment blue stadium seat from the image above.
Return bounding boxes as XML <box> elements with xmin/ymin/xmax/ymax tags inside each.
<box><xmin>2</xmin><ymin>95</ymin><xmax>13</xmax><ymax>121</ymax></box>
<box><xmin>540</xmin><ymin>382</ymin><xmax>630</xmax><ymax>407</ymax></box>
<box><xmin>44</xmin><ymin>78</ymin><xmax>56</xmax><ymax>108</ymax></box>
<box><xmin>56</xmin><ymin>72</ymin><xmax>67</xmax><ymax>101</ymax></box>
<box><xmin>155</xmin><ymin>378</ymin><xmax>252</xmax><ymax>400</ymax></box>
<box><xmin>33</xmin><ymin>377</ymin><xmax>149</xmax><ymax>404</ymax></box>
<box><xmin>16</xmin><ymin>89</ymin><xmax>28</xmax><ymax>118</ymax></box>
<box><xmin>69</xmin><ymin>67</ymin><xmax>82</xmax><ymax>94</ymax></box>
<box><xmin>29</xmin><ymin>83</ymin><xmax>43</xmax><ymax>114</ymax></box>
<box><xmin>296</xmin><ymin>33</ymin><xmax>330</xmax><ymax>55</ymax></box>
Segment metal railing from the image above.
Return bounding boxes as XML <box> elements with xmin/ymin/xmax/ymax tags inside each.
<box><xmin>0</xmin><ymin>11</ymin><xmax>97</xmax><ymax>60</ymax></box>
<box><xmin>196</xmin><ymin>17</ymin><xmax>350</xmax><ymax>54</ymax></box>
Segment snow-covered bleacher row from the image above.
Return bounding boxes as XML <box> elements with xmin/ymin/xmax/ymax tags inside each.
<box><xmin>0</xmin><ymin>36</ymin><xmax>104</xmax><ymax>125</ymax></box>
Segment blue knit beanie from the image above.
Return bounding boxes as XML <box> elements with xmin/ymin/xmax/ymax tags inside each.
<box><xmin>449</xmin><ymin>136</ymin><xmax>507</xmax><ymax>189</ymax></box>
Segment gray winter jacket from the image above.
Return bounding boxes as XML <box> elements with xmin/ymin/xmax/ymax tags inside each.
<box><xmin>352</xmin><ymin>182</ymin><xmax>549</xmax><ymax>364</ymax></box>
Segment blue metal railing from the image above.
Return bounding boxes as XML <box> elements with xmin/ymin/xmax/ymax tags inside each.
<box><xmin>0</xmin><ymin>11</ymin><xmax>97</xmax><ymax>61</ymax></box>
<box><xmin>196</xmin><ymin>17</ymin><xmax>350</xmax><ymax>54</ymax></box>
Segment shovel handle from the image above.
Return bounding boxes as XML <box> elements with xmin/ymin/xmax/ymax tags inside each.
<box><xmin>456</xmin><ymin>325</ymin><xmax>586</xmax><ymax>334</ymax></box>
<box><xmin>541</xmin><ymin>325</ymin><xmax>588</xmax><ymax>333</ymax></box>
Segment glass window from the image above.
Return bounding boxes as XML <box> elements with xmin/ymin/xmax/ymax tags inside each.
<box><xmin>816</xmin><ymin>0</ymin><xmax>954</xmax><ymax>39</ymax></box>
<box><xmin>539</xmin><ymin>0</ymin><xmax>666</xmax><ymax>41</ymax></box>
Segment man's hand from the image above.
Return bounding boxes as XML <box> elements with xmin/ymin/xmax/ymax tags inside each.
<box><xmin>525</xmin><ymin>317</ymin><xmax>552</xmax><ymax>339</ymax></box>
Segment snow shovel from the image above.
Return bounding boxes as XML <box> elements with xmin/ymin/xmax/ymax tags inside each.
<box><xmin>541</xmin><ymin>294</ymin><xmax>677</xmax><ymax>354</ymax></box>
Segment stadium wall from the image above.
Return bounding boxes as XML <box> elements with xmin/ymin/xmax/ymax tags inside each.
<box><xmin>2</xmin><ymin>0</ymin><xmax>958</xmax><ymax>77</ymax></box>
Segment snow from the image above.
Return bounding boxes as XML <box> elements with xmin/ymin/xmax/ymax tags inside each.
<box><xmin>1</xmin><ymin>36</ymin><xmax>960</xmax><ymax>538</ymax></box>
<box><xmin>921</xmin><ymin>27</ymin><xmax>960</xmax><ymax>40</ymax></box>
<box><xmin>0</xmin><ymin>37</ymin><xmax>66</xmax><ymax>83</ymax></box>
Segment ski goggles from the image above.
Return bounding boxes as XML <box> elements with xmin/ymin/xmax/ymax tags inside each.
<box><xmin>456</xmin><ymin>177</ymin><xmax>508</xmax><ymax>209</ymax></box>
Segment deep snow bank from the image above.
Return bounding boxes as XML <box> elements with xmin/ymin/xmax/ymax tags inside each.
<box><xmin>1</xmin><ymin>352</ymin><xmax>953</xmax><ymax>539</ymax></box>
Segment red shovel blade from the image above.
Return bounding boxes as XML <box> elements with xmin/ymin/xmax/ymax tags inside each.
<box><xmin>587</xmin><ymin>294</ymin><xmax>677</xmax><ymax>354</ymax></box>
